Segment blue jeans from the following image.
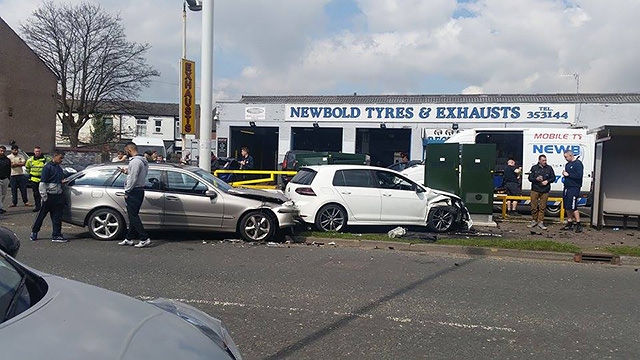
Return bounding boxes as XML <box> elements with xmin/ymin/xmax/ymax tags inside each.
<box><xmin>125</xmin><ymin>187</ymin><xmax>148</xmax><ymax>240</ymax></box>
<box><xmin>10</xmin><ymin>175</ymin><xmax>28</xmax><ymax>205</ymax></box>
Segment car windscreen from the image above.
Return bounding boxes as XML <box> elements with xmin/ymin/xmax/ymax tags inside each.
<box><xmin>290</xmin><ymin>168</ymin><xmax>317</xmax><ymax>185</ymax></box>
<box><xmin>193</xmin><ymin>169</ymin><xmax>232</xmax><ymax>192</ymax></box>
<box><xmin>137</xmin><ymin>145</ymin><xmax>166</xmax><ymax>157</ymax></box>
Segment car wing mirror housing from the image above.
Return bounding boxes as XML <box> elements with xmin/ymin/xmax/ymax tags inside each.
<box><xmin>205</xmin><ymin>190</ymin><xmax>218</xmax><ymax>199</ymax></box>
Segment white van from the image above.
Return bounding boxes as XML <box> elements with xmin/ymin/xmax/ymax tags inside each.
<box><xmin>402</xmin><ymin>128</ymin><xmax>595</xmax><ymax>213</ymax></box>
<box><xmin>131</xmin><ymin>137</ymin><xmax>167</xmax><ymax>161</ymax></box>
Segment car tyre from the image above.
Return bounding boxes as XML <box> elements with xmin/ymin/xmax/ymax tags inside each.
<box><xmin>545</xmin><ymin>204</ymin><xmax>561</xmax><ymax>217</ymax></box>
<box><xmin>315</xmin><ymin>204</ymin><xmax>347</xmax><ymax>232</ymax></box>
<box><xmin>427</xmin><ymin>206</ymin><xmax>455</xmax><ymax>233</ymax></box>
<box><xmin>88</xmin><ymin>208</ymin><xmax>126</xmax><ymax>241</ymax></box>
<box><xmin>239</xmin><ymin>211</ymin><xmax>276</xmax><ymax>242</ymax></box>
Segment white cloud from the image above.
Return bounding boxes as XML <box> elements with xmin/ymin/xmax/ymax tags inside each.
<box><xmin>2</xmin><ymin>0</ymin><xmax>640</xmax><ymax>101</ymax></box>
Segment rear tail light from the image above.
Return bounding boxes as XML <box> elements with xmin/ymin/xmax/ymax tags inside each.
<box><xmin>295</xmin><ymin>187</ymin><xmax>316</xmax><ymax>196</ymax></box>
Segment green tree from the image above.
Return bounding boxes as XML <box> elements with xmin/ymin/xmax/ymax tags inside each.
<box><xmin>21</xmin><ymin>1</ymin><xmax>160</xmax><ymax>148</ymax></box>
<box><xmin>88</xmin><ymin>114</ymin><xmax>119</xmax><ymax>146</ymax></box>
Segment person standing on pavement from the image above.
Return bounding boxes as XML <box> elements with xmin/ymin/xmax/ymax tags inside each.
<box><xmin>117</xmin><ymin>142</ymin><xmax>151</xmax><ymax>248</ymax></box>
<box><xmin>527</xmin><ymin>154</ymin><xmax>556</xmax><ymax>230</ymax></box>
<box><xmin>502</xmin><ymin>158</ymin><xmax>522</xmax><ymax>216</ymax></box>
<box><xmin>560</xmin><ymin>150</ymin><xmax>584</xmax><ymax>233</ymax></box>
<box><xmin>7</xmin><ymin>145</ymin><xmax>32</xmax><ymax>208</ymax></box>
<box><xmin>25</xmin><ymin>147</ymin><xmax>50</xmax><ymax>213</ymax></box>
<box><xmin>0</xmin><ymin>146</ymin><xmax>11</xmax><ymax>215</ymax></box>
<box><xmin>30</xmin><ymin>149</ymin><xmax>67</xmax><ymax>242</ymax></box>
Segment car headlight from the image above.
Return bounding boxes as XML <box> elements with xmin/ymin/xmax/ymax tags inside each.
<box><xmin>148</xmin><ymin>298</ymin><xmax>243</xmax><ymax>360</ymax></box>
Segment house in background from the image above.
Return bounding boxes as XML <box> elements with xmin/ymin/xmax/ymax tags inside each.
<box><xmin>0</xmin><ymin>16</ymin><xmax>57</xmax><ymax>152</ymax></box>
<box><xmin>55</xmin><ymin>101</ymin><xmax>202</xmax><ymax>157</ymax></box>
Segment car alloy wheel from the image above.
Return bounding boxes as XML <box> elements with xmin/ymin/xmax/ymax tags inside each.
<box><xmin>428</xmin><ymin>206</ymin><xmax>455</xmax><ymax>233</ymax></box>
<box><xmin>88</xmin><ymin>208</ymin><xmax>125</xmax><ymax>241</ymax></box>
<box><xmin>239</xmin><ymin>211</ymin><xmax>275</xmax><ymax>242</ymax></box>
<box><xmin>315</xmin><ymin>204</ymin><xmax>346</xmax><ymax>232</ymax></box>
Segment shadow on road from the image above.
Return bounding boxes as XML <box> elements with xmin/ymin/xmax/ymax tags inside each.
<box><xmin>264</xmin><ymin>257</ymin><xmax>478</xmax><ymax>360</ymax></box>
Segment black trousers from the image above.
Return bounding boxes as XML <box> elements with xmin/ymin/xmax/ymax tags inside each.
<box><xmin>10</xmin><ymin>175</ymin><xmax>29</xmax><ymax>205</ymax></box>
<box><xmin>32</xmin><ymin>193</ymin><xmax>64</xmax><ymax>237</ymax></box>
<box><xmin>125</xmin><ymin>187</ymin><xmax>148</xmax><ymax>241</ymax></box>
<box><xmin>30</xmin><ymin>180</ymin><xmax>42</xmax><ymax>210</ymax></box>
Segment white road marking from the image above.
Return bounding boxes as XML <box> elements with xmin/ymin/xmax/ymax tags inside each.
<box><xmin>137</xmin><ymin>295</ymin><xmax>516</xmax><ymax>333</ymax></box>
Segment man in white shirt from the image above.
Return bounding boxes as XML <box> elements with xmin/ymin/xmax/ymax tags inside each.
<box><xmin>7</xmin><ymin>145</ymin><xmax>32</xmax><ymax>207</ymax></box>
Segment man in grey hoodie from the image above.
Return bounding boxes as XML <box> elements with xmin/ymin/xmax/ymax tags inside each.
<box><xmin>117</xmin><ymin>142</ymin><xmax>151</xmax><ymax>248</ymax></box>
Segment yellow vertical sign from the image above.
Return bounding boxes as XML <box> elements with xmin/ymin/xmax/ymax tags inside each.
<box><xmin>181</xmin><ymin>59</ymin><xmax>196</xmax><ymax>135</ymax></box>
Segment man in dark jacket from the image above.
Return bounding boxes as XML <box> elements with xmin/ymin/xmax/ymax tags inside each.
<box><xmin>30</xmin><ymin>149</ymin><xmax>67</xmax><ymax>242</ymax></box>
<box><xmin>0</xmin><ymin>146</ymin><xmax>11</xmax><ymax>215</ymax></box>
<box><xmin>527</xmin><ymin>154</ymin><xmax>556</xmax><ymax>230</ymax></box>
<box><xmin>561</xmin><ymin>150</ymin><xmax>584</xmax><ymax>233</ymax></box>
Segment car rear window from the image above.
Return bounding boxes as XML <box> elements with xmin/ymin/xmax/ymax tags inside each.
<box><xmin>290</xmin><ymin>168</ymin><xmax>317</xmax><ymax>185</ymax></box>
<box><xmin>68</xmin><ymin>168</ymin><xmax>118</xmax><ymax>186</ymax></box>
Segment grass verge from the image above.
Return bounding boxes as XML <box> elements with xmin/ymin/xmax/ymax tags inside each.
<box><xmin>301</xmin><ymin>231</ymin><xmax>581</xmax><ymax>253</ymax></box>
<box><xmin>603</xmin><ymin>246</ymin><xmax>640</xmax><ymax>257</ymax></box>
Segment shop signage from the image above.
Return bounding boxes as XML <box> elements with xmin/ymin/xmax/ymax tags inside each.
<box><xmin>180</xmin><ymin>59</ymin><xmax>196</xmax><ymax>135</ymax></box>
<box><xmin>285</xmin><ymin>104</ymin><xmax>575</xmax><ymax>123</ymax></box>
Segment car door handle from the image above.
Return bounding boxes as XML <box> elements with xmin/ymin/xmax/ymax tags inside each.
<box><xmin>166</xmin><ymin>195</ymin><xmax>179</xmax><ymax>201</ymax></box>
<box><xmin>115</xmin><ymin>192</ymin><xmax>125</xmax><ymax>196</ymax></box>
<box><xmin>382</xmin><ymin>193</ymin><xmax>391</xmax><ymax>197</ymax></box>
<box><xmin>340</xmin><ymin>191</ymin><xmax>351</xmax><ymax>195</ymax></box>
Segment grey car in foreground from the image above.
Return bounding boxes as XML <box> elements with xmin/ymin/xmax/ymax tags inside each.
<box><xmin>62</xmin><ymin>163</ymin><xmax>297</xmax><ymax>242</ymax></box>
<box><xmin>0</xmin><ymin>229</ymin><xmax>242</xmax><ymax>359</ymax></box>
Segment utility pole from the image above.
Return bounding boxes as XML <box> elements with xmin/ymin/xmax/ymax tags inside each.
<box><xmin>198</xmin><ymin>0</ymin><xmax>214</xmax><ymax>171</ymax></box>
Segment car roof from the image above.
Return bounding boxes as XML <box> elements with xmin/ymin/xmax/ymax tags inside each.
<box><xmin>301</xmin><ymin>164</ymin><xmax>399</xmax><ymax>173</ymax></box>
<box><xmin>86</xmin><ymin>162</ymin><xmax>201</xmax><ymax>172</ymax></box>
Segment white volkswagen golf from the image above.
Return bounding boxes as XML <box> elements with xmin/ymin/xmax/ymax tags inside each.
<box><xmin>284</xmin><ymin>165</ymin><xmax>472</xmax><ymax>233</ymax></box>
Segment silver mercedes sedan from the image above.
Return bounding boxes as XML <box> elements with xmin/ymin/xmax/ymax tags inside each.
<box><xmin>62</xmin><ymin>163</ymin><xmax>297</xmax><ymax>242</ymax></box>
<box><xmin>0</xmin><ymin>230</ymin><xmax>243</xmax><ymax>359</ymax></box>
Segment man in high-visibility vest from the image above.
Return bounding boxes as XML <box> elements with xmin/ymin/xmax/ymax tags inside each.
<box><xmin>25</xmin><ymin>146</ymin><xmax>51</xmax><ymax>212</ymax></box>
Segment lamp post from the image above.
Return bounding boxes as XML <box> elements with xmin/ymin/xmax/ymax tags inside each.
<box><xmin>198</xmin><ymin>0</ymin><xmax>214</xmax><ymax>171</ymax></box>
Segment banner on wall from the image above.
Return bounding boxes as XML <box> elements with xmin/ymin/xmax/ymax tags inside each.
<box><xmin>285</xmin><ymin>104</ymin><xmax>575</xmax><ymax>124</ymax></box>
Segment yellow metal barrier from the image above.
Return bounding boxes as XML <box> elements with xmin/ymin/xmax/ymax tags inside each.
<box><xmin>496</xmin><ymin>194</ymin><xmax>565</xmax><ymax>222</ymax></box>
<box><xmin>213</xmin><ymin>169</ymin><xmax>298</xmax><ymax>189</ymax></box>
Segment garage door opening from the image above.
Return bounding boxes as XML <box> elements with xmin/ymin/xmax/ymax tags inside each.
<box><xmin>291</xmin><ymin>127</ymin><xmax>342</xmax><ymax>152</ymax></box>
<box><xmin>356</xmin><ymin>128</ymin><xmax>412</xmax><ymax>167</ymax></box>
<box><xmin>230</xmin><ymin>126</ymin><xmax>279</xmax><ymax>170</ymax></box>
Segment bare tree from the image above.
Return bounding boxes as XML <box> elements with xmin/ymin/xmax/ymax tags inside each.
<box><xmin>21</xmin><ymin>1</ymin><xmax>160</xmax><ymax>148</ymax></box>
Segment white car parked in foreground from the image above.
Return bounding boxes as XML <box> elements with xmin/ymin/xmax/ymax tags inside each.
<box><xmin>284</xmin><ymin>165</ymin><xmax>472</xmax><ymax>233</ymax></box>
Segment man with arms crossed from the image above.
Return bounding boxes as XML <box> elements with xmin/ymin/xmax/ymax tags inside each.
<box><xmin>561</xmin><ymin>150</ymin><xmax>584</xmax><ymax>233</ymax></box>
<box><xmin>118</xmin><ymin>142</ymin><xmax>151</xmax><ymax>248</ymax></box>
<box><xmin>527</xmin><ymin>154</ymin><xmax>556</xmax><ymax>230</ymax></box>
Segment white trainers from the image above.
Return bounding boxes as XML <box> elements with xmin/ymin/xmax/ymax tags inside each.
<box><xmin>134</xmin><ymin>239</ymin><xmax>151</xmax><ymax>248</ymax></box>
<box><xmin>537</xmin><ymin>222</ymin><xmax>548</xmax><ymax>230</ymax></box>
<box><xmin>118</xmin><ymin>239</ymin><xmax>134</xmax><ymax>246</ymax></box>
<box><xmin>526</xmin><ymin>220</ymin><xmax>538</xmax><ymax>228</ymax></box>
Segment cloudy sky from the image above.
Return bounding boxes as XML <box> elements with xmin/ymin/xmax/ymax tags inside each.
<box><xmin>1</xmin><ymin>0</ymin><xmax>639</xmax><ymax>103</ymax></box>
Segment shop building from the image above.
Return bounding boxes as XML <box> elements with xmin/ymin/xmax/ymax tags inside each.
<box><xmin>215</xmin><ymin>94</ymin><xmax>640</xmax><ymax>169</ymax></box>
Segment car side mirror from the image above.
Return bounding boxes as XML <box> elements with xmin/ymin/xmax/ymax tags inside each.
<box><xmin>415</xmin><ymin>184</ymin><xmax>426</xmax><ymax>193</ymax></box>
<box><xmin>205</xmin><ymin>190</ymin><xmax>218</xmax><ymax>199</ymax></box>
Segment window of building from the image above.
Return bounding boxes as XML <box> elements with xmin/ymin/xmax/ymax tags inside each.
<box><xmin>136</xmin><ymin>118</ymin><xmax>147</xmax><ymax>136</ymax></box>
<box><xmin>154</xmin><ymin>119</ymin><xmax>162</xmax><ymax>133</ymax></box>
